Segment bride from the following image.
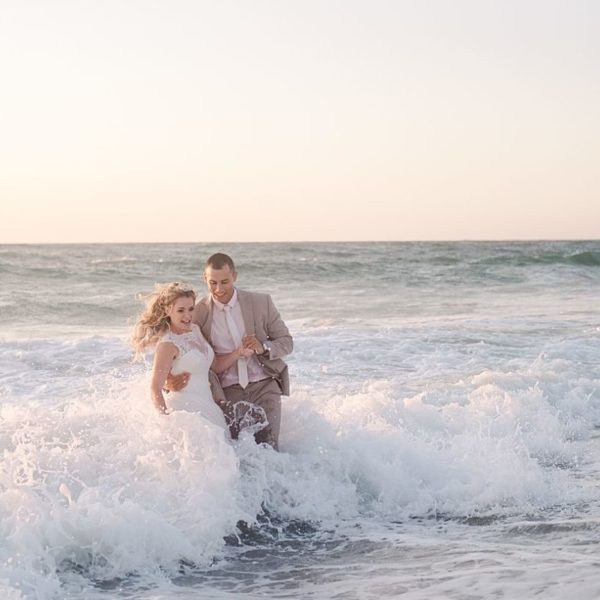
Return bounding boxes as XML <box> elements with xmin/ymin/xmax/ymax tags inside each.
<box><xmin>132</xmin><ymin>282</ymin><xmax>253</xmax><ymax>428</ymax></box>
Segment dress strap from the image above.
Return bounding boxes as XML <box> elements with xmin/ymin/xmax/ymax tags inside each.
<box><xmin>159</xmin><ymin>331</ymin><xmax>179</xmax><ymax>352</ymax></box>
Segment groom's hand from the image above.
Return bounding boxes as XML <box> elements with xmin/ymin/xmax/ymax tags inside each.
<box><xmin>164</xmin><ymin>371</ymin><xmax>190</xmax><ymax>392</ymax></box>
<box><xmin>242</xmin><ymin>335</ymin><xmax>264</xmax><ymax>354</ymax></box>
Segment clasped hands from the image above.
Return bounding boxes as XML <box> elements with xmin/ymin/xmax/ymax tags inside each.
<box><xmin>164</xmin><ymin>335</ymin><xmax>264</xmax><ymax>392</ymax></box>
<box><xmin>234</xmin><ymin>334</ymin><xmax>264</xmax><ymax>358</ymax></box>
<box><xmin>241</xmin><ymin>334</ymin><xmax>264</xmax><ymax>356</ymax></box>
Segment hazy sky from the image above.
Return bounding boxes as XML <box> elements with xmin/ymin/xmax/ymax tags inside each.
<box><xmin>1</xmin><ymin>0</ymin><xmax>599</xmax><ymax>243</ymax></box>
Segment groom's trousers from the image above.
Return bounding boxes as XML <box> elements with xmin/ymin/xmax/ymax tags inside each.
<box><xmin>218</xmin><ymin>377</ymin><xmax>282</xmax><ymax>450</ymax></box>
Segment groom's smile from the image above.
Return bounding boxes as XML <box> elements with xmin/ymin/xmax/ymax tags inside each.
<box><xmin>204</xmin><ymin>265</ymin><xmax>238</xmax><ymax>305</ymax></box>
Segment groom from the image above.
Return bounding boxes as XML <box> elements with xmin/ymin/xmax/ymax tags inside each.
<box><xmin>170</xmin><ymin>253</ymin><xmax>293</xmax><ymax>450</ymax></box>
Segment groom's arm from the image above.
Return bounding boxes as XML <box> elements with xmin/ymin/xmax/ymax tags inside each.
<box><xmin>261</xmin><ymin>294</ymin><xmax>293</xmax><ymax>359</ymax></box>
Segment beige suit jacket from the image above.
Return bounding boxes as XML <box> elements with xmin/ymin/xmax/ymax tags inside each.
<box><xmin>193</xmin><ymin>289</ymin><xmax>293</xmax><ymax>401</ymax></box>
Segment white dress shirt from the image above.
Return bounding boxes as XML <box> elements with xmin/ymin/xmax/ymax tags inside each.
<box><xmin>211</xmin><ymin>289</ymin><xmax>268</xmax><ymax>388</ymax></box>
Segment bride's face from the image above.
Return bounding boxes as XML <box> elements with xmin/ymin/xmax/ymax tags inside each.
<box><xmin>167</xmin><ymin>296</ymin><xmax>195</xmax><ymax>334</ymax></box>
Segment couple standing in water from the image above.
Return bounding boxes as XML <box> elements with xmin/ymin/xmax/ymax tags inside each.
<box><xmin>132</xmin><ymin>253</ymin><xmax>293</xmax><ymax>450</ymax></box>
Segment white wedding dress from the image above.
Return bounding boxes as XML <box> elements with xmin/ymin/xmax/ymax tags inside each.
<box><xmin>161</xmin><ymin>325</ymin><xmax>227</xmax><ymax>431</ymax></box>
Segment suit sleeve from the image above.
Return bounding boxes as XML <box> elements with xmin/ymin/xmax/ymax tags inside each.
<box><xmin>264</xmin><ymin>294</ymin><xmax>293</xmax><ymax>359</ymax></box>
<box><xmin>208</xmin><ymin>369</ymin><xmax>226</xmax><ymax>404</ymax></box>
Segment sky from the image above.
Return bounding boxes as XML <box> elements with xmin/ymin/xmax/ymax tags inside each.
<box><xmin>1</xmin><ymin>0</ymin><xmax>599</xmax><ymax>243</ymax></box>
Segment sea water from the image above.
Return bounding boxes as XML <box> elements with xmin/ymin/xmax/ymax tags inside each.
<box><xmin>0</xmin><ymin>241</ymin><xmax>599</xmax><ymax>599</ymax></box>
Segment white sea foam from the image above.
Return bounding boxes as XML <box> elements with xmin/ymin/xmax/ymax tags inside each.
<box><xmin>1</xmin><ymin>241</ymin><xmax>599</xmax><ymax>599</ymax></box>
<box><xmin>0</xmin><ymin>373</ymin><xmax>245</xmax><ymax>594</ymax></box>
<box><xmin>1</xmin><ymin>323</ymin><xmax>597</xmax><ymax>599</ymax></box>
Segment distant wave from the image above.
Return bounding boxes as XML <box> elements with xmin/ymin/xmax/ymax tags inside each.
<box><xmin>568</xmin><ymin>251</ymin><xmax>600</xmax><ymax>266</ymax></box>
<box><xmin>479</xmin><ymin>250</ymin><xmax>600</xmax><ymax>268</ymax></box>
<box><xmin>90</xmin><ymin>257</ymin><xmax>138</xmax><ymax>264</ymax></box>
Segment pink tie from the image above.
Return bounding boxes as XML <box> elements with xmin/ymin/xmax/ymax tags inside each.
<box><xmin>224</xmin><ymin>304</ymin><xmax>248</xmax><ymax>388</ymax></box>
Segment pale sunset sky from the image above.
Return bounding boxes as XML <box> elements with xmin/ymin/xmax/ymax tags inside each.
<box><xmin>1</xmin><ymin>0</ymin><xmax>599</xmax><ymax>243</ymax></box>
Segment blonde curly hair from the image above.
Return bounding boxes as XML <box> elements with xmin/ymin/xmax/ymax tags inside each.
<box><xmin>131</xmin><ymin>282</ymin><xmax>196</xmax><ymax>354</ymax></box>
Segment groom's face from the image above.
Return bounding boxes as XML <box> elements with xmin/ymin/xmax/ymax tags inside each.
<box><xmin>204</xmin><ymin>265</ymin><xmax>237</xmax><ymax>305</ymax></box>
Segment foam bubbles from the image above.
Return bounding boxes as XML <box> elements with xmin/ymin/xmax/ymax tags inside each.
<box><xmin>0</xmin><ymin>369</ymin><xmax>244</xmax><ymax>595</ymax></box>
<box><xmin>1</xmin><ymin>239</ymin><xmax>599</xmax><ymax>597</ymax></box>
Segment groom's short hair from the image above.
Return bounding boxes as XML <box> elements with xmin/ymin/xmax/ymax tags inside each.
<box><xmin>205</xmin><ymin>253</ymin><xmax>235</xmax><ymax>272</ymax></box>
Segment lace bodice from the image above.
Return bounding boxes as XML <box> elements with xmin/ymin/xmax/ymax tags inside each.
<box><xmin>161</xmin><ymin>324</ymin><xmax>214</xmax><ymax>361</ymax></box>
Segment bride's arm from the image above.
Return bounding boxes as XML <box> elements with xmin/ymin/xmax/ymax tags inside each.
<box><xmin>212</xmin><ymin>346</ymin><xmax>253</xmax><ymax>374</ymax></box>
<box><xmin>150</xmin><ymin>342</ymin><xmax>178</xmax><ymax>414</ymax></box>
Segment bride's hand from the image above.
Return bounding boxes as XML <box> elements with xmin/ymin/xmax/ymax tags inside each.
<box><xmin>164</xmin><ymin>371</ymin><xmax>191</xmax><ymax>392</ymax></box>
<box><xmin>236</xmin><ymin>346</ymin><xmax>254</xmax><ymax>359</ymax></box>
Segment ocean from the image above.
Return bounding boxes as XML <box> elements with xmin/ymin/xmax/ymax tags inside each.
<box><xmin>1</xmin><ymin>240</ymin><xmax>599</xmax><ymax>599</ymax></box>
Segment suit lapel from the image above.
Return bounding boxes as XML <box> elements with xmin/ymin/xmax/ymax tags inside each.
<box><xmin>200</xmin><ymin>296</ymin><xmax>214</xmax><ymax>342</ymax></box>
<box><xmin>237</xmin><ymin>289</ymin><xmax>255</xmax><ymax>336</ymax></box>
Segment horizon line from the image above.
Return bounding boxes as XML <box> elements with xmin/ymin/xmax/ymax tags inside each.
<box><xmin>1</xmin><ymin>238</ymin><xmax>599</xmax><ymax>246</ymax></box>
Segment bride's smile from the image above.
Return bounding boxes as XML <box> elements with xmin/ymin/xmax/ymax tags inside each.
<box><xmin>167</xmin><ymin>297</ymin><xmax>195</xmax><ymax>334</ymax></box>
